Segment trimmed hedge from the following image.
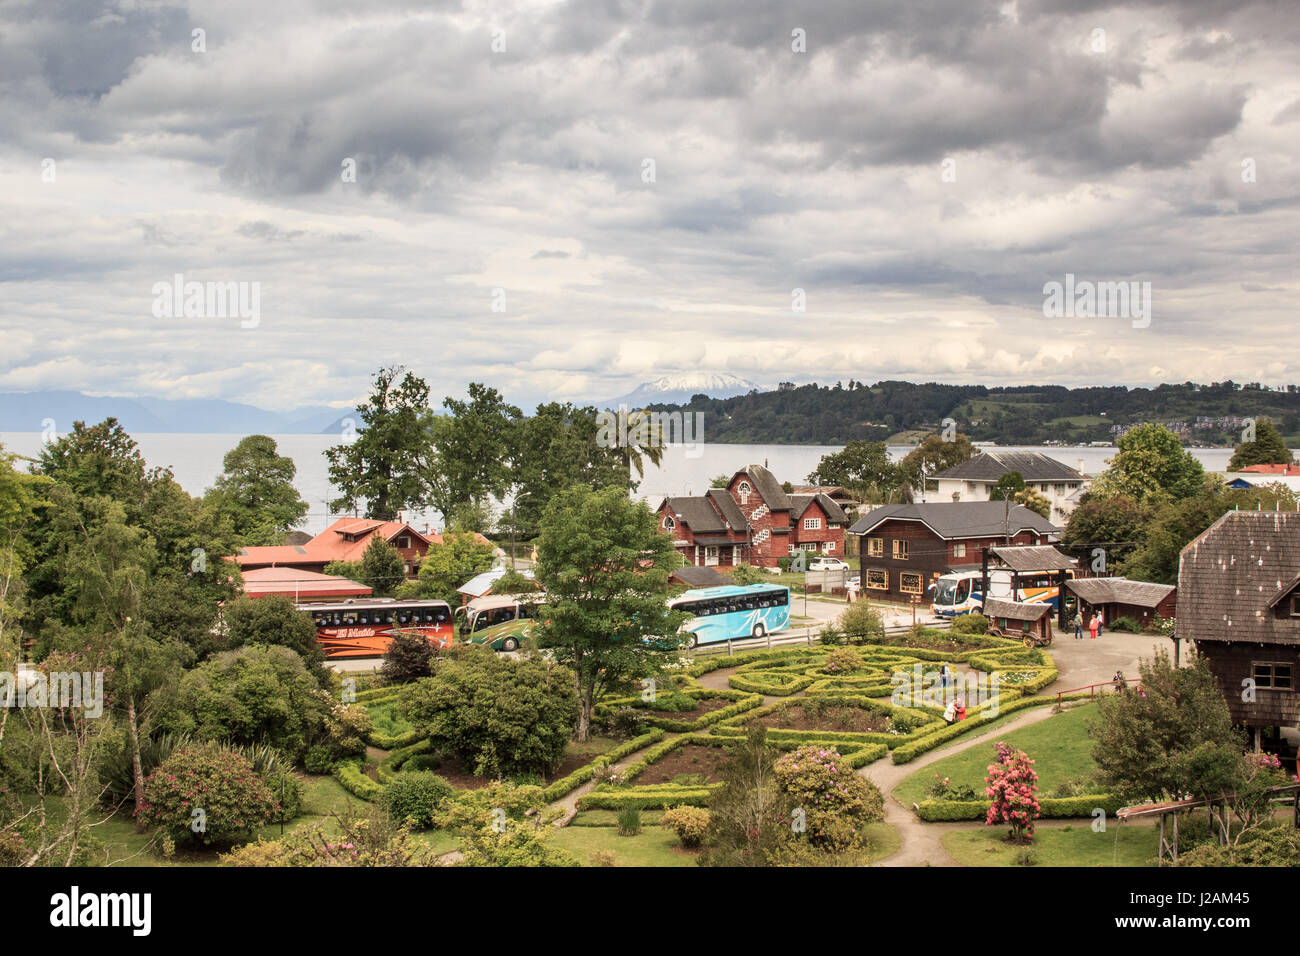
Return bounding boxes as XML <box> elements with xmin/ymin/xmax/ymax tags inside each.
<box><xmin>914</xmin><ymin>793</ymin><xmax>1124</xmax><ymax>821</ymax></box>
<box><xmin>594</xmin><ymin>689</ymin><xmax>763</xmax><ymax>733</ymax></box>
<box><xmin>576</xmin><ymin>786</ymin><xmax>714</xmax><ymax>810</ymax></box>
<box><xmin>890</xmin><ymin>692</ymin><xmax>1097</xmax><ymax>764</ymax></box>
<box><xmin>333</xmin><ymin>759</ymin><xmax>383</xmax><ymax>801</ymax></box>
<box><xmin>376</xmin><ymin>739</ymin><xmax>432</xmax><ymax>785</ymax></box>
<box><xmin>538</xmin><ymin>729</ymin><xmax>668</xmax><ymax>802</ymax></box>
<box><xmin>711</xmin><ymin>694</ymin><xmax>941</xmax><ymax>749</ymax></box>
<box><xmin>367</xmin><ymin>727</ymin><xmax>423</xmax><ymax>750</ymax></box>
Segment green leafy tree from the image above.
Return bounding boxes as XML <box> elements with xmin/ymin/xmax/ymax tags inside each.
<box><xmin>401</xmin><ymin>647</ymin><xmax>580</xmax><ymax>777</ymax></box>
<box><xmin>809</xmin><ymin>441</ymin><xmax>901</xmax><ymax>502</ymax></box>
<box><xmin>204</xmin><ymin>435</ymin><xmax>308</xmax><ymax>546</ymax></box>
<box><xmin>709</xmin><ymin>473</ymin><xmax>733</xmax><ymax>489</ymax></box>
<box><xmin>1227</xmin><ymin>417</ymin><xmax>1294</xmax><ymax>470</ymax></box>
<box><xmin>413</xmin><ymin>533</ymin><xmax>497</xmax><ymax>605</ymax></box>
<box><xmin>1061</xmin><ymin>493</ymin><xmax>1149</xmax><ymax>570</ymax></box>
<box><xmin>1090</xmin><ymin>650</ymin><xmax>1241</xmax><ymax>802</ymax></box>
<box><xmin>533</xmin><ymin>485</ymin><xmax>684</xmax><ymax>741</ymax></box>
<box><xmin>428</xmin><ymin>383</ymin><xmax>521</xmax><ymax>523</ymax></box>
<box><xmin>510</xmin><ymin>402</ymin><xmax>629</xmax><ymax>537</ymax></box>
<box><xmin>728</xmin><ymin>564</ymin><xmax>764</xmax><ymax>586</ymax></box>
<box><xmin>380</xmin><ymin>627</ymin><xmax>435</xmax><ymax>684</ymax></box>
<box><xmin>1091</xmin><ymin>423</ymin><xmax>1205</xmax><ymax>503</ymax></box>
<box><xmin>359</xmin><ymin>535</ymin><xmax>407</xmax><ymax>595</ymax></box>
<box><xmin>1013</xmin><ymin>487</ymin><xmax>1051</xmax><ymax>520</ymax></box>
<box><xmin>325</xmin><ymin>366</ymin><xmax>436</xmax><ymax>520</ymax></box>
<box><xmin>700</xmin><ymin>726</ymin><xmax>797</xmax><ymax>866</ymax></box>
<box><xmin>155</xmin><ymin>644</ymin><xmax>331</xmax><ymax>758</ymax></box>
<box><xmin>898</xmin><ymin>433</ymin><xmax>974</xmax><ymax>493</ymax></box>
<box><xmin>221</xmin><ymin>595</ymin><xmax>324</xmax><ymax>673</ymax></box>
<box><xmin>990</xmin><ymin>471</ymin><xmax>1027</xmax><ymax>500</ymax></box>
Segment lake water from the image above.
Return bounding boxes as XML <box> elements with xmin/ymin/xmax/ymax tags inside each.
<box><xmin>1</xmin><ymin>432</ymin><xmax>1237</xmax><ymax>535</ymax></box>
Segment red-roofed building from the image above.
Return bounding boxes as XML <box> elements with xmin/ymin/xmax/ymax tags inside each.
<box><xmin>240</xmin><ymin>567</ymin><xmax>372</xmax><ymax>602</ymax></box>
<box><xmin>1236</xmin><ymin>463</ymin><xmax>1300</xmax><ymax>475</ymax></box>
<box><xmin>228</xmin><ymin>518</ymin><xmax>494</xmax><ymax>580</ymax></box>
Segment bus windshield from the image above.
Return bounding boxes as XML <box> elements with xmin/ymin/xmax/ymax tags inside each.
<box><xmin>933</xmin><ymin>579</ymin><xmax>957</xmax><ymax>605</ymax></box>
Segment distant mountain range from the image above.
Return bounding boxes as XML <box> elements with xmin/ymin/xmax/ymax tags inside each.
<box><xmin>600</xmin><ymin>373</ymin><xmax>760</xmax><ymax>409</ymax></box>
<box><xmin>0</xmin><ymin>390</ymin><xmax>356</xmax><ymax>435</ymax></box>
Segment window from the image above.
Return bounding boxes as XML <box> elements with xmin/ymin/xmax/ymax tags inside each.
<box><xmin>803</xmin><ymin>517</ymin><xmax>822</xmax><ymax>530</ymax></box>
<box><xmin>825</xmin><ymin>541</ymin><xmax>835</xmax><ymax>552</ymax></box>
<box><xmin>953</xmin><ymin>543</ymin><xmax>966</xmax><ymax>558</ymax></box>
<box><xmin>738</xmin><ymin>481</ymin><xmax>752</xmax><ymax>504</ymax></box>
<box><xmin>900</xmin><ymin>572</ymin><xmax>923</xmax><ymax>595</ymax></box>
<box><xmin>865</xmin><ymin>569</ymin><xmax>888</xmax><ymax>590</ymax></box>
<box><xmin>663</xmin><ymin>515</ymin><xmax>675</xmax><ymax>530</ymax></box>
<box><xmin>867</xmin><ymin>537</ymin><xmax>883</xmax><ymax>557</ymax></box>
<box><xmin>1290</xmin><ymin>595</ymin><xmax>1300</xmax><ymax>618</ymax></box>
<box><xmin>892</xmin><ymin>539</ymin><xmax>910</xmax><ymax>560</ymax></box>
<box><xmin>397</xmin><ymin>535</ymin><xmax>411</xmax><ymax>549</ymax></box>
<box><xmin>1253</xmin><ymin>663</ymin><xmax>1293</xmax><ymax>690</ymax></box>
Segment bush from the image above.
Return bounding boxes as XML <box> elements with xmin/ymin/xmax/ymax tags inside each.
<box><xmin>822</xmin><ymin>647</ymin><xmax>863</xmax><ymax>674</ymax></box>
<box><xmin>773</xmin><ymin>745</ymin><xmax>885</xmax><ymax>852</ymax></box>
<box><xmin>925</xmin><ymin>773</ymin><xmax>977</xmax><ymax>801</ymax></box>
<box><xmin>617</xmin><ymin>807</ymin><xmax>642</xmax><ymax>836</ymax></box>
<box><xmin>950</xmin><ymin>613</ymin><xmax>989</xmax><ymax>635</ymax></box>
<box><xmin>839</xmin><ymin>604</ymin><xmax>885</xmax><ymax>644</ymax></box>
<box><xmin>660</xmin><ymin>806</ymin><xmax>710</xmax><ymax>848</ymax></box>
<box><xmin>403</xmin><ymin>754</ymin><xmax>443</xmax><ymax>773</ymax></box>
<box><xmin>778</xmin><ymin>556</ymin><xmax>794</xmax><ymax>573</ymax></box>
<box><xmin>221</xmin><ymin>595</ymin><xmax>325</xmax><ymax>673</ymax></box>
<box><xmin>985</xmin><ymin>742</ymin><xmax>1040</xmax><ymax>843</ymax></box>
<box><xmin>1109</xmin><ymin>616</ymin><xmax>1144</xmax><ymax>633</ymax></box>
<box><xmin>594</xmin><ymin>706</ymin><xmax>648</xmax><ymax>740</ymax></box>
<box><xmin>435</xmin><ymin>781</ymin><xmax>546</xmax><ymax>833</ymax></box>
<box><xmin>333</xmin><ymin>760</ymin><xmax>383</xmax><ymax>802</ymax></box>
<box><xmin>138</xmin><ymin>743</ymin><xmax>277</xmax><ymax>846</ymax></box>
<box><xmin>381</xmin><ymin>771</ymin><xmax>454</xmax><ymax>830</ymax></box>
<box><xmin>402</xmin><ymin>650</ymin><xmax>580</xmax><ymax>778</ymax></box>
<box><xmin>642</xmin><ymin>691</ymin><xmax>698</xmax><ymax>713</ymax></box>
<box><xmin>303</xmin><ymin>746</ymin><xmax>339</xmax><ymax>774</ymax></box>
<box><xmin>817</xmin><ymin>623</ymin><xmax>845</xmax><ymax>646</ymax></box>
<box><xmin>263</xmin><ymin>771</ymin><xmax>304</xmax><ymax>822</ymax></box>
<box><xmin>1178</xmin><ymin>825</ymin><xmax>1300</xmax><ymax>867</ymax></box>
<box><xmin>456</xmin><ymin>820</ymin><xmax>579</xmax><ymax>867</ymax></box>
<box><xmin>381</xmin><ymin>627</ymin><xmax>436</xmax><ymax>684</ymax></box>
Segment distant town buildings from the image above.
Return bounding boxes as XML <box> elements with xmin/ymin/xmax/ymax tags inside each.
<box><xmin>924</xmin><ymin>451</ymin><xmax>1090</xmax><ymax>523</ymax></box>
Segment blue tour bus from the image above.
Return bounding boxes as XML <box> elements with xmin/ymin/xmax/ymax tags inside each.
<box><xmin>669</xmin><ymin>583</ymin><xmax>791</xmax><ymax>648</ymax></box>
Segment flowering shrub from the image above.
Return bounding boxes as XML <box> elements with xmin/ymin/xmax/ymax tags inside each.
<box><xmin>773</xmin><ymin>745</ymin><xmax>884</xmax><ymax>852</ymax></box>
<box><xmin>984</xmin><ymin>742</ymin><xmax>1040</xmax><ymax>843</ymax></box>
<box><xmin>138</xmin><ymin>743</ymin><xmax>277</xmax><ymax>846</ymax></box>
<box><xmin>822</xmin><ymin>647</ymin><xmax>863</xmax><ymax>675</ymax></box>
<box><xmin>381</xmin><ymin>771</ymin><xmax>454</xmax><ymax>830</ymax></box>
<box><xmin>660</xmin><ymin>805</ymin><xmax>711</xmax><ymax>848</ymax></box>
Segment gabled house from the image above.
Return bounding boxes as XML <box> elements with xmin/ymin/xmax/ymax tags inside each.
<box><xmin>849</xmin><ymin>502</ymin><xmax>1059</xmax><ymax>604</ymax></box>
<box><xmin>1064</xmin><ymin>577</ymin><xmax>1176</xmax><ymax>629</ymax></box>
<box><xmin>230</xmin><ymin>517</ymin><xmax>494</xmax><ymax>581</ymax></box>
<box><xmin>1178</xmin><ymin>509</ymin><xmax>1300</xmax><ymax>745</ymax></box>
<box><xmin>657</xmin><ymin>464</ymin><xmax>847</xmax><ymax>567</ymax></box>
<box><xmin>927</xmin><ymin>451</ymin><xmax>1090</xmax><ymax>523</ymax></box>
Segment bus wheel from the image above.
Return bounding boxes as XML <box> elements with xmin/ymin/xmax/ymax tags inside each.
<box><xmin>688</xmin><ymin>634</ymin><xmax>699</xmax><ymax>649</ymax></box>
<box><xmin>502</xmin><ymin>637</ymin><xmax>520</xmax><ymax>652</ymax></box>
<box><xmin>753</xmin><ymin>623</ymin><xmax>766</xmax><ymax>639</ymax></box>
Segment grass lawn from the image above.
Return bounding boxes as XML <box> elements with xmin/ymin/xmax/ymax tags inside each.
<box><xmin>894</xmin><ymin>704</ymin><xmax>1099</xmax><ymax>807</ymax></box>
<box><xmin>550</xmin><ymin>820</ymin><xmax>900</xmax><ymax>866</ymax></box>
<box><xmin>550</xmin><ymin>825</ymin><xmax>701</xmax><ymax>866</ymax></box>
<box><xmin>943</xmin><ymin>821</ymin><xmax>1157</xmax><ymax>867</ymax></box>
<box><xmin>365</xmin><ymin>700</ymin><xmax>413</xmax><ymax>738</ymax></box>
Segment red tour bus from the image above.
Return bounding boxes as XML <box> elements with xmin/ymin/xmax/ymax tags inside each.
<box><xmin>300</xmin><ymin>598</ymin><xmax>454</xmax><ymax>659</ymax></box>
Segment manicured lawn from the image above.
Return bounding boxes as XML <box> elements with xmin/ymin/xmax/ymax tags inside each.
<box><xmin>943</xmin><ymin>821</ymin><xmax>1157</xmax><ymax>867</ymax></box>
<box><xmin>894</xmin><ymin>704</ymin><xmax>1099</xmax><ymax>807</ymax></box>
<box><xmin>550</xmin><ymin>820</ymin><xmax>900</xmax><ymax>866</ymax></box>
<box><xmin>550</xmin><ymin>825</ymin><xmax>701</xmax><ymax>866</ymax></box>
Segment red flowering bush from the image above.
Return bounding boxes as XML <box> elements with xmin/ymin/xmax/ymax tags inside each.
<box><xmin>138</xmin><ymin>743</ymin><xmax>277</xmax><ymax>846</ymax></box>
<box><xmin>773</xmin><ymin>745</ymin><xmax>884</xmax><ymax>852</ymax></box>
<box><xmin>985</xmin><ymin>741</ymin><xmax>1040</xmax><ymax>843</ymax></box>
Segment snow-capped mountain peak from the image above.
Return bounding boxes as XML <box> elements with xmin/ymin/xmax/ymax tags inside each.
<box><xmin>600</xmin><ymin>372</ymin><xmax>760</xmax><ymax>408</ymax></box>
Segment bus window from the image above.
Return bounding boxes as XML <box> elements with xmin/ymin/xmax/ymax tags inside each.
<box><xmin>955</xmin><ymin>580</ymin><xmax>970</xmax><ymax>603</ymax></box>
<box><xmin>433</xmin><ymin>607</ymin><xmax>449</xmax><ymax>623</ymax></box>
<box><xmin>382</xmin><ymin>612</ymin><xmax>394</xmax><ymax>625</ymax></box>
<box><xmin>342</xmin><ymin>611</ymin><xmax>358</xmax><ymax>625</ymax></box>
<box><xmin>397</xmin><ymin>611</ymin><xmax>409</xmax><ymax>625</ymax></box>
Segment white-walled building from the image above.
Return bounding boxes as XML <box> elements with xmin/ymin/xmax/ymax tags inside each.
<box><xmin>924</xmin><ymin>451</ymin><xmax>1091</xmax><ymax>524</ymax></box>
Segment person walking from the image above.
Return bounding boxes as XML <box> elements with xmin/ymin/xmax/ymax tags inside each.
<box><xmin>939</xmin><ymin>662</ymin><xmax>953</xmax><ymax>694</ymax></box>
<box><xmin>1088</xmin><ymin>613</ymin><xmax>1099</xmax><ymax>640</ymax></box>
<box><xmin>1073</xmin><ymin>609</ymin><xmax>1083</xmax><ymax>639</ymax></box>
<box><xmin>1096</xmin><ymin>610</ymin><xmax>1104</xmax><ymax>637</ymax></box>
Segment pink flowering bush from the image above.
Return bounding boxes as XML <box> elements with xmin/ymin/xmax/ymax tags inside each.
<box><xmin>138</xmin><ymin>742</ymin><xmax>277</xmax><ymax>846</ymax></box>
<box><xmin>773</xmin><ymin>745</ymin><xmax>884</xmax><ymax>852</ymax></box>
<box><xmin>984</xmin><ymin>741</ymin><xmax>1040</xmax><ymax>844</ymax></box>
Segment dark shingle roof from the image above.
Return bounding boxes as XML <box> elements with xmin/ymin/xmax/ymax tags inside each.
<box><xmin>663</xmin><ymin>496</ymin><xmax>726</xmax><ymax>533</ymax></box>
<box><xmin>990</xmin><ymin>545</ymin><xmax>1075</xmax><ymax>572</ymax></box>
<box><xmin>706</xmin><ymin>489</ymin><xmax>748</xmax><ymax>530</ymax></box>
<box><xmin>736</xmin><ymin>463</ymin><xmax>791</xmax><ymax>511</ymax></box>
<box><xmin>1177</xmin><ymin>510</ymin><xmax>1300</xmax><ymax>646</ymax></box>
<box><xmin>789</xmin><ymin>493</ymin><xmax>848</xmax><ymax>525</ymax></box>
<box><xmin>1065</xmin><ymin>577</ymin><xmax>1175</xmax><ymax>608</ymax></box>
<box><xmin>849</xmin><ymin>502</ymin><xmax>1059</xmax><ymax>539</ymax></box>
<box><xmin>933</xmin><ymin>452</ymin><xmax>1086</xmax><ymax>482</ymax></box>
<box><xmin>983</xmin><ymin>599</ymin><xmax>1052</xmax><ymax>622</ymax></box>
<box><xmin>671</xmin><ymin>566</ymin><xmax>730</xmax><ymax>587</ymax></box>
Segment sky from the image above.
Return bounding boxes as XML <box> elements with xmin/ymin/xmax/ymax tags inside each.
<box><xmin>1</xmin><ymin>0</ymin><xmax>1297</xmax><ymax>414</ymax></box>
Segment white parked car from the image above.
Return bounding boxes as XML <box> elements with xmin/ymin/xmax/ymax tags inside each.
<box><xmin>807</xmin><ymin>557</ymin><xmax>850</xmax><ymax>572</ymax></box>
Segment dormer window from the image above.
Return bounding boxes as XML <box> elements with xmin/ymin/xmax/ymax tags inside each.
<box><xmin>1290</xmin><ymin>594</ymin><xmax>1300</xmax><ymax>618</ymax></box>
<box><xmin>738</xmin><ymin>481</ymin><xmax>752</xmax><ymax>504</ymax></box>
<box><xmin>663</xmin><ymin>515</ymin><xmax>675</xmax><ymax>530</ymax></box>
